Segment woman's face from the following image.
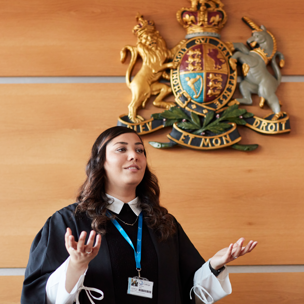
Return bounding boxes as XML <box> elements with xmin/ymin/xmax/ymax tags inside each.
<box><xmin>104</xmin><ymin>132</ymin><xmax>147</xmax><ymax>193</ymax></box>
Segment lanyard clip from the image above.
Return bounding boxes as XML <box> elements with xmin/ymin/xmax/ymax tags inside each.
<box><xmin>136</xmin><ymin>268</ymin><xmax>141</xmax><ymax>278</ymax></box>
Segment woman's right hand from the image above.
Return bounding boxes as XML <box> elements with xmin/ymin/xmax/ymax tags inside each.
<box><xmin>65</xmin><ymin>228</ymin><xmax>102</xmax><ymax>271</ymax></box>
<box><xmin>64</xmin><ymin>228</ymin><xmax>102</xmax><ymax>293</ymax></box>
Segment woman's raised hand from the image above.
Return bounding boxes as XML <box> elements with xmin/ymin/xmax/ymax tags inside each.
<box><xmin>64</xmin><ymin>228</ymin><xmax>102</xmax><ymax>293</ymax></box>
<box><xmin>209</xmin><ymin>237</ymin><xmax>257</xmax><ymax>270</ymax></box>
<box><xmin>65</xmin><ymin>228</ymin><xmax>102</xmax><ymax>270</ymax></box>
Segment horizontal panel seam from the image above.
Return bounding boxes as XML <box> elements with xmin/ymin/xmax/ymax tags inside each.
<box><xmin>0</xmin><ymin>76</ymin><xmax>302</xmax><ymax>84</ymax></box>
<box><xmin>1</xmin><ymin>266</ymin><xmax>304</xmax><ymax>276</ymax></box>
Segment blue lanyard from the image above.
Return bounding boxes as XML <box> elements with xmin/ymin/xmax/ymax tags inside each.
<box><xmin>106</xmin><ymin>211</ymin><xmax>143</xmax><ymax>272</ymax></box>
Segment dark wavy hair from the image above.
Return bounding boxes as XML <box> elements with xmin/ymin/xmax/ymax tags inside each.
<box><xmin>76</xmin><ymin>126</ymin><xmax>176</xmax><ymax>241</ymax></box>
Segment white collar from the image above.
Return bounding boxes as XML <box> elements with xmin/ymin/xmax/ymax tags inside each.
<box><xmin>106</xmin><ymin>194</ymin><xmax>142</xmax><ymax>216</ymax></box>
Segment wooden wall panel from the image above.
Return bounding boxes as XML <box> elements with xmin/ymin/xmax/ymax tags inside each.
<box><xmin>0</xmin><ymin>0</ymin><xmax>303</xmax><ymax>76</ymax></box>
<box><xmin>0</xmin><ymin>277</ymin><xmax>23</xmax><ymax>304</ymax></box>
<box><xmin>0</xmin><ymin>83</ymin><xmax>302</xmax><ymax>267</ymax></box>
<box><xmin>221</xmin><ymin>273</ymin><xmax>304</xmax><ymax>304</ymax></box>
<box><xmin>1</xmin><ymin>273</ymin><xmax>303</xmax><ymax>304</ymax></box>
<box><xmin>0</xmin><ymin>83</ymin><xmax>129</xmax><ymax>266</ymax></box>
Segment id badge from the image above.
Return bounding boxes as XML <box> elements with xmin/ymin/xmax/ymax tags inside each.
<box><xmin>127</xmin><ymin>277</ymin><xmax>153</xmax><ymax>298</ymax></box>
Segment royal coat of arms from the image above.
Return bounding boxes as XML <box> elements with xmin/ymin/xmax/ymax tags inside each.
<box><xmin>117</xmin><ymin>0</ymin><xmax>290</xmax><ymax>151</ymax></box>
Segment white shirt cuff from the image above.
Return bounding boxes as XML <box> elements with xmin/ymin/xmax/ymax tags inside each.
<box><xmin>192</xmin><ymin>260</ymin><xmax>232</xmax><ymax>304</ymax></box>
<box><xmin>46</xmin><ymin>257</ymin><xmax>88</xmax><ymax>304</ymax></box>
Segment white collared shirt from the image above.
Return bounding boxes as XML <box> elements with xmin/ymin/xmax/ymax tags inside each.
<box><xmin>46</xmin><ymin>196</ymin><xmax>231</xmax><ymax>304</ymax></box>
<box><xmin>106</xmin><ymin>194</ymin><xmax>141</xmax><ymax>216</ymax></box>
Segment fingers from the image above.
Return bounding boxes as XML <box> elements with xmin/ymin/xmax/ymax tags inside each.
<box><xmin>224</xmin><ymin>238</ymin><xmax>258</xmax><ymax>263</ymax></box>
<box><xmin>88</xmin><ymin>233</ymin><xmax>102</xmax><ymax>257</ymax></box>
<box><xmin>235</xmin><ymin>237</ymin><xmax>245</xmax><ymax>245</ymax></box>
<box><xmin>232</xmin><ymin>238</ymin><xmax>244</xmax><ymax>258</ymax></box>
<box><xmin>225</xmin><ymin>243</ymin><xmax>234</xmax><ymax>263</ymax></box>
<box><xmin>76</xmin><ymin>230</ymin><xmax>102</xmax><ymax>255</ymax></box>
<box><xmin>240</xmin><ymin>240</ymin><xmax>253</xmax><ymax>255</ymax></box>
<box><xmin>69</xmin><ymin>235</ymin><xmax>76</xmax><ymax>250</ymax></box>
<box><xmin>93</xmin><ymin>234</ymin><xmax>102</xmax><ymax>253</ymax></box>
<box><xmin>66</xmin><ymin>227</ymin><xmax>72</xmax><ymax>237</ymax></box>
<box><xmin>84</xmin><ymin>231</ymin><xmax>96</xmax><ymax>254</ymax></box>
<box><xmin>65</xmin><ymin>227</ymin><xmax>72</xmax><ymax>245</ymax></box>
<box><xmin>226</xmin><ymin>243</ymin><xmax>233</xmax><ymax>257</ymax></box>
<box><xmin>65</xmin><ymin>228</ymin><xmax>70</xmax><ymax>248</ymax></box>
<box><xmin>249</xmin><ymin>241</ymin><xmax>258</xmax><ymax>251</ymax></box>
<box><xmin>231</xmin><ymin>238</ymin><xmax>244</xmax><ymax>251</ymax></box>
<box><xmin>65</xmin><ymin>228</ymin><xmax>77</xmax><ymax>251</ymax></box>
<box><xmin>77</xmin><ymin>231</ymin><xmax>87</xmax><ymax>253</ymax></box>
<box><xmin>240</xmin><ymin>240</ymin><xmax>258</xmax><ymax>255</ymax></box>
<box><xmin>65</xmin><ymin>228</ymin><xmax>102</xmax><ymax>259</ymax></box>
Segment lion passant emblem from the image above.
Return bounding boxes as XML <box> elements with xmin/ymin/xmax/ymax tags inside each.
<box><xmin>117</xmin><ymin>0</ymin><xmax>290</xmax><ymax>151</ymax></box>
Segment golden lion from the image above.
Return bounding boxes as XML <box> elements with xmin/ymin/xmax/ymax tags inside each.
<box><xmin>120</xmin><ymin>14</ymin><xmax>185</xmax><ymax>123</ymax></box>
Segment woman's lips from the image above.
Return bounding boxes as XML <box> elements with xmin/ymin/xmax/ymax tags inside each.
<box><xmin>124</xmin><ymin>165</ymin><xmax>140</xmax><ymax>170</ymax></box>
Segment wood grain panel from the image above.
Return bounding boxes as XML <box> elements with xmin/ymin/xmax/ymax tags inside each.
<box><xmin>1</xmin><ymin>273</ymin><xmax>304</xmax><ymax>304</ymax></box>
<box><xmin>0</xmin><ymin>0</ymin><xmax>302</xmax><ymax>76</ymax></box>
<box><xmin>221</xmin><ymin>273</ymin><xmax>304</xmax><ymax>304</ymax></box>
<box><xmin>0</xmin><ymin>276</ymin><xmax>23</xmax><ymax>304</ymax></box>
<box><xmin>0</xmin><ymin>83</ymin><xmax>303</xmax><ymax>267</ymax></box>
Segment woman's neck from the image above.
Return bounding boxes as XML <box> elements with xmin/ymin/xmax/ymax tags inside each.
<box><xmin>106</xmin><ymin>187</ymin><xmax>136</xmax><ymax>204</ymax></box>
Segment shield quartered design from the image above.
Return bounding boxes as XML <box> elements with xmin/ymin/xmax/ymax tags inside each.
<box><xmin>171</xmin><ymin>37</ymin><xmax>237</xmax><ymax>116</ymax></box>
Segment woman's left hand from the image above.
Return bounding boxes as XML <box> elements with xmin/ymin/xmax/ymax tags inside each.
<box><xmin>209</xmin><ymin>238</ymin><xmax>258</xmax><ymax>270</ymax></box>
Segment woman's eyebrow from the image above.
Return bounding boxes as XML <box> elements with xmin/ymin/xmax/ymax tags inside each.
<box><xmin>113</xmin><ymin>141</ymin><xmax>128</xmax><ymax>145</ymax></box>
<box><xmin>113</xmin><ymin>142</ymin><xmax>143</xmax><ymax>146</ymax></box>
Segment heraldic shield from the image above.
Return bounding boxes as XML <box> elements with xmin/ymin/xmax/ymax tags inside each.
<box><xmin>171</xmin><ymin>37</ymin><xmax>237</xmax><ymax>113</ymax></box>
<box><xmin>118</xmin><ymin>0</ymin><xmax>290</xmax><ymax>151</ymax></box>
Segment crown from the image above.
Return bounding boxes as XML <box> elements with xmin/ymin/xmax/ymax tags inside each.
<box><xmin>176</xmin><ymin>0</ymin><xmax>227</xmax><ymax>39</ymax></box>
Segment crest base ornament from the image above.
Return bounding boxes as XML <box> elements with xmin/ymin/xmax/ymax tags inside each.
<box><xmin>117</xmin><ymin>115</ymin><xmax>165</xmax><ymax>135</ymax></box>
<box><xmin>167</xmin><ymin>123</ymin><xmax>241</xmax><ymax>150</ymax></box>
<box><xmin>245</xmin><ymin>113</ymin><xmax>290</xmax><ymax>134</ymax></box>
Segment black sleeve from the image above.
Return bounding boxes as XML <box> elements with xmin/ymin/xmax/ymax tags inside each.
<box><xmin>21</xmin><ymin>205</ymin><xmax>78</xmax><ymax>304</ymax></box>
<box><xmin>176</xmin><ymin>220</ymin><xmax>205</xmax><ymax>304</ymax></box>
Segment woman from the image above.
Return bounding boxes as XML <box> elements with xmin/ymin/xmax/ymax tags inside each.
<box><xmin>21</xmin><ymin>126</ymin><xmax>257</xmax><ymax>304</ymax></box>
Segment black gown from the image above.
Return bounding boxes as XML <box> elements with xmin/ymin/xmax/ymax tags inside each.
<box><xmin>21</xmin><ymin>203</ymin><xmax>205</xmax><ymax>304</ymax></box>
